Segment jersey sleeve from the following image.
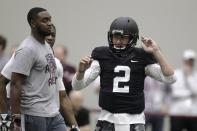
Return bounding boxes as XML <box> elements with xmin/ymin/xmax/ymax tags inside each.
<box><xmin>72</xmin><ymin>60</ymin><xmax>100</xmax><ymax>90</ymax></box>
<box><xmin>145</xmin><ymin>63</ymin><xmax>176</xmax><ymax>84</ymax></box>
<box><xmin>12</xmin><ymin>47</ymin><xmax>35</xmax><ymax>76</ymax></box>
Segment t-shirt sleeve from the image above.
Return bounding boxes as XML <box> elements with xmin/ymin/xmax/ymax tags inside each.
<box><xmin>56</xmin><ymin>78</ymin><xmax>65</xmax><ymax>91</ymax></box>
<box><xmin>1</xmin><ymin>54</ymin><xmax>15</xmax><ymax>80</ymax></box>
<box><xmin>12</xmin><ymin>47</ymin><xmax>35</xmax><ymax>76</ymax></box>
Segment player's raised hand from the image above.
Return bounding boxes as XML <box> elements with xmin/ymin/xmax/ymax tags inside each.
<box><xmin>78</xmin><ymin>56</ymin><xmax>93</xmax><ymax>73</ymax></box>
<box><xmin>141</xmin><ymin>36</ymin><xmax>160</xmax><ymax>54</ymax></box>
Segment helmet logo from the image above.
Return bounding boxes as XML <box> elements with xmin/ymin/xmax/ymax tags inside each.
<box><xmin>112</xmin><ymin>30</ymin><xmax>124</xmax><ymax>35</ymax></box>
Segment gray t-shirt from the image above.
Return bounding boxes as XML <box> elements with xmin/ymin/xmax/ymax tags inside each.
<box><xmin>12</xmin><ymin>36</ymin><xmax>59</xmax><ymax>117</ymax></box>
<box><xmin>1</xmin><ymin>54</ymin><xmax>65</xmax><ymax>99</ymax></box>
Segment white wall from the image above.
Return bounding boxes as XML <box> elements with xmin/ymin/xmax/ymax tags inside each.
<box><xmin>1</xmin><ymin>0</ymin><xmax>197</xmax><ymax>68</ymax></box>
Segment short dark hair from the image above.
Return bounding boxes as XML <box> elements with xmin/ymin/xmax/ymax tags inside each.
<box><xmin>27</xmin><ymin>7</ymin><xmax>47</xmax><ymax>25</ymax></box>
<box><xmin>0</xmin><ymin>35</ymin><xmax>7</xmax><ymax>50</ymax></box>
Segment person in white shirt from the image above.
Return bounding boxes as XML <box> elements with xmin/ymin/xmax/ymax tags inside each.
<box><xmin>169</xmin><ymin>49</ymin><xmax>197</xmax><ymax>131</ymax></box>
<box><xmin>144</xmin><ymin>76</ymin><xmax>169</xmax><ymax>131</ymax></box>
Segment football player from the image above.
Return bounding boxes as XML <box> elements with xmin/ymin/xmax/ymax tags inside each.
<box><xmin>72</xmin><ymin>17</ymin><xmax>176</xmax><ymax>131</ymax></box>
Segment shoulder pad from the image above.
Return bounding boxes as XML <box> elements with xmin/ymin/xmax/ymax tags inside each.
<box><xmin>133</xmin><ymin>47</ymin><xmax>157</xmax><ymax>64</ymax></box>
<box><xmin>91</xmin><ymin>46</ymin><xmax>110</xmax><ymax>60</ymax></box>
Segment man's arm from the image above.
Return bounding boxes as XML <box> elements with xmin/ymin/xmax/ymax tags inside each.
<box><xmin>75</xmin><ymin>56</ymin><xmax>93</xmax><ymax>80</ymax></box>
<box><xmin>10</xmin><ymin>72</ymin><xmax>26</xmax><ymax>114</ymax></box>
<box><xmin>141</xmin><ymin>36</ymin><xmax>174</xmax><ymax>76</ymax></box>
<box><xmin>55</xmin><ymin>58</ymin><xmax>79</xmax><ymax>131</ymax></box>
<box><xmin>0</xmin><ymin>74</ymin><xmax>10</xmax><ymax>113</ymax></box>
<box><xmin>141</xmin><ymin>36</ymin><xmax>176</xmax><ymax>84</ymax></box>
<box><xmin>72</xmin><ymin>58</ymin><xmax>100</xmax><ymax>90</ymax></box>
<box><xmin>152</xmin><ymin>50</ymin><xmax>174</xmax><ymax>76</ymax></box>
<box><xmin>59</xmin><ymin>91</ymin><xmax>78</xmax><ymax>127</ymax></box>
<box><xmin>145</xmin><ymin>64</ymin><xmax>176</xmax><ymax>84</ymax></box>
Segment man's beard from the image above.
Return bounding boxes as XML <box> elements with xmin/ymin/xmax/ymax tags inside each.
<box><xmin>37</xmin><ymin>26</ymin><xmax>51</xmax><ymax>36</ymax></box>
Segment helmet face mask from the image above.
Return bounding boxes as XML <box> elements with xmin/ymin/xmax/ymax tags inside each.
<box><xmin>108</xmin><ymin>17</ymin><xmax>139</xmax><ymax>55</ymax></box>
<box><xmin>111</xmin><ymin>33</ymin><xmax>131</xmax><ymax>50</ymax></box>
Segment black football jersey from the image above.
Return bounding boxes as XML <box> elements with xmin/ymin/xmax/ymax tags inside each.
<box><xmin>91</xmin><ymin>46</ymin><xmax>156</xmax><ymax>114</ymax></box>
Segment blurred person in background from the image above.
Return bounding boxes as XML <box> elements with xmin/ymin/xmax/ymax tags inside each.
<box><xmin>54</xmin><ymin>45</ymin><xmax>76</xmax><ymax>94</ymax></box>
<box><xmin>0</xmin><ymin>35</ymin><xmax>9</xmax><ymax>71</ymax></box>
<box><xmin>0</xmin><ymin>35</ymin><xmax>9</xmax><ymax>113</ymax></box>
<box><xmin>169</xmin><ymin>49</ymin><xmax>197</xmax><ymax>131</ymax></box>
<box><xmin>0</xmin><ymin>38</ymin><xmax>20</xmax><ymax>131</ymax></box>
<box><xmin>65</xmin><ymin>90</ymin><xmax>90</xmax><ymax>131</ymax></box>
<box><xmin>144</xmin><ymin>76</ymin><xmax>170</xmax><ymax>131</ymax></box>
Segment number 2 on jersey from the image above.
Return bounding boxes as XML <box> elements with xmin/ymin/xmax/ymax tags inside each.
<box><xmin>113</xmin><ymin>66</ymin><xmax>130</xmax><ymax>93</ymax></box>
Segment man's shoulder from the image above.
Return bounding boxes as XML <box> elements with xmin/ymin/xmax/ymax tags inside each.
<box><xmin>91</xmin><ymin>46</ymin><xmax>111</xmax><ymax>60</ymax></box>
<box><xmin>15</xmin><ymin>36</ymin><xmax>39</xmax><ymax>55</ymax></box>
<box><xmin>133</xmin><ymin>47</ymin><xmax>150</xmax><ymax>57</ymax></box>
<box><xmin>15</xmin><ymin>46</ymin><xmax>35</xmax><ymax>57</ymax></box>
<box><xmin>19</xmin><ymin>36</ymin><xmax>39</xmax><ymax>49</ymax></box>
<box><xmin>21</xmin><ymin>35</ymin><xmax>34</xmax><ymax>44</ymax></box>
<box><xmin>92</xmin><ymin>46</ymin><xmax>109</xmax><ymax>52</ymax></box>
<box><xmin>132</xmin><ymin>47</ymin><xmax>156</xmax><ymax>64</ymax></box>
